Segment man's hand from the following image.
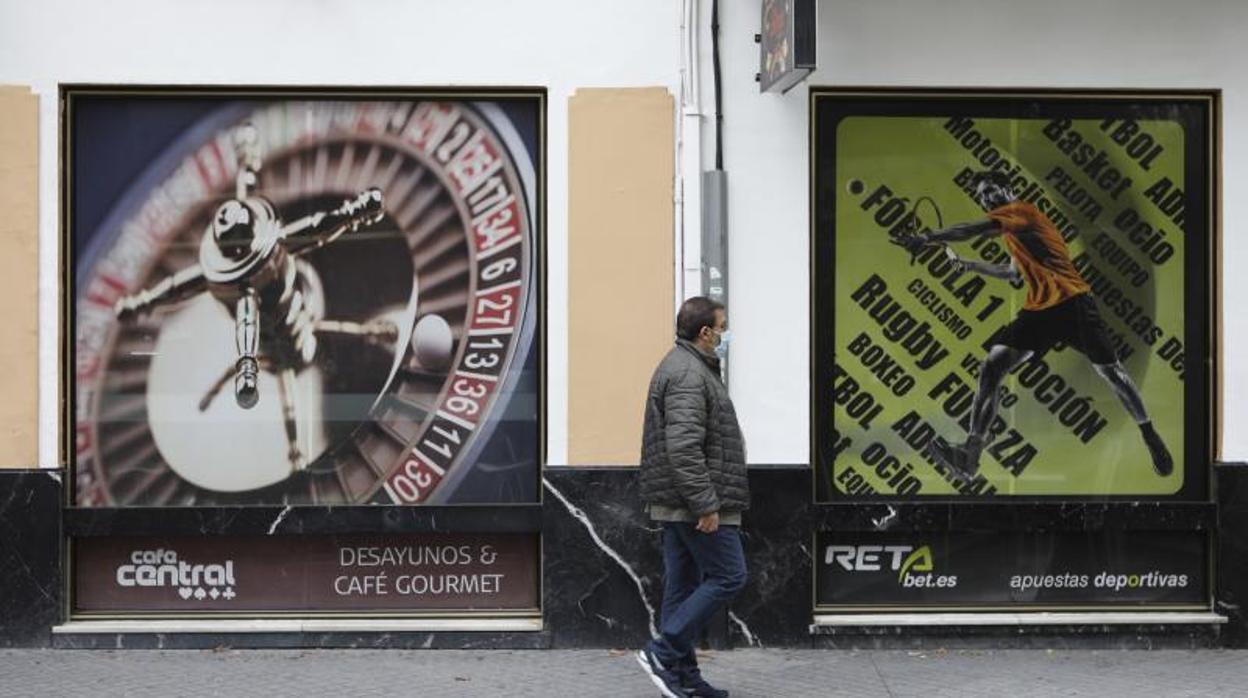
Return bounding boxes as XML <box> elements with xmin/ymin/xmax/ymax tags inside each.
<box><xmin>943</xmin><ymin>245</ymin><xmax>965</xmax><ymax>272</ymax></box>
<box><xmin>696</xmin><ymin>512</ymin><xmax>720</xmax><ymax>534</ymax></box>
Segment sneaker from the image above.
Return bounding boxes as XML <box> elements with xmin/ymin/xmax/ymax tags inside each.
<box><xmin>681</xmin><ymin>672</ymin><xmax>730</xmax><ymax>697</ymax></box>
<box><xmin>636</xmin><ymin>647</ymin><xmax>685</xmax><ymax>698</ymax></box>
<box><xmin>929</xmin><ymin>438</ymin><xmax>981</xmax><ymax>483</ymax></box>
<box><xmin>1141</xmin><ymin>424</ymin><xmax>1173</xmax><ymax>476</ymax></box>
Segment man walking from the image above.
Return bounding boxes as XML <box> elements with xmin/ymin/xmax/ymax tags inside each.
<box><xmin>891</xmin><ymin>170</ymin><xmax>1173</xmax><ymax>481</ymax></box>
<box><xmin>635</xmin><ymin>297</ymin><xmax>748</xmax><ymax>698</ymax></box>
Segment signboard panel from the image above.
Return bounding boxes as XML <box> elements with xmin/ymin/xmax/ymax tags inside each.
<box><xmin>760</xmin><ymin>0</ymin><xmax>816</xmax><ymax>94</ymax></box>
<box><xmin>815</xmin><ymin>529</ymin><xmax>1208</xmax><ymax>609</ymax></box>
<box><xmin>74</xmin><ymin>533</ymin><xmax>539</xmax><ymax>614</ymax></box>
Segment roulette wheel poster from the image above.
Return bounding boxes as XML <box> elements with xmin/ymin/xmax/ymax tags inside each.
<box><xmin>65</xmin><ymin>86</ymin><xmax>544</xmax><ymax>508</ymax></box>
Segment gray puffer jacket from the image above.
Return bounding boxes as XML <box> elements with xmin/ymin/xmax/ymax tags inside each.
<box><xmin>639</xmin><ymin>339</ymin><xmax>748</xmax><ymax>516</ymax></box>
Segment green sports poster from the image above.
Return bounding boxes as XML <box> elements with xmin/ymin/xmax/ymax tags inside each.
<box><xmin>812</xmin><ymin>91</ymin><xmax>1214</xmax><ymax>500</ymax></box>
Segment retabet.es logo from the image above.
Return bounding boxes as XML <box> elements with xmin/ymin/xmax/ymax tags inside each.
<box><xmin>115</xmin><ymin>548</ymin><xmax>238</xmax><ymax>601</ymax></box>
<box><xmin>825</xmin><ymin>544</ymin><xmax>958</xmax><ymax>589</ymax></box>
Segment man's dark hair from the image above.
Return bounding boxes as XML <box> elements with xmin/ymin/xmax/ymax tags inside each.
<box><xmin>676</xmin><ymin>296</ymin><xmax>724</xmax><ymax>341</ymax></box>
<box><xmin>971</xmin><ymin>170</ymin><xmax>1012</xmax><ymax>190</ymax></box>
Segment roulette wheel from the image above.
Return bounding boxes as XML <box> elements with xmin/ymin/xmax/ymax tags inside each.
<box><xmin>71</xmin><ymin>96</ymin><xmax>539</xmax><ymax>507</ymax></box>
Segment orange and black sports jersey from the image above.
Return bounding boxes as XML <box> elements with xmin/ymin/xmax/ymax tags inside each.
<box><xmin>987</xmin><ymin>200</ymin><xmax>1090</xmax><ymax>311</ymax></box>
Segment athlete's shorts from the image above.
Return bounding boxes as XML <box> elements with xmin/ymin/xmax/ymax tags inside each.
<box><xmin>987</xmin><ymin>293</ymin><xmax>1118</xmax><ymax>365</ymax></box>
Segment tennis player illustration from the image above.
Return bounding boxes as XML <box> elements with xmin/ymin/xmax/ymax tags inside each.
<box><xmin>890</xmin><ymin>170</ymin><xmax>1173</xmax><ymax>481</ymax></box>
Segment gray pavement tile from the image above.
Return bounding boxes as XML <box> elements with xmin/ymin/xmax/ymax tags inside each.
<box><xmin>0</xmin><ymin>649</ymin><xmax>1244</xmax><ymax>697</ymax></box>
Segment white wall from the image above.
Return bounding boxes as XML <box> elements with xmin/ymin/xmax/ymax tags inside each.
<box><xmin>717</xmin><ymin>0</ymin><xmax>1248</xmax><ymax>464</ymax></box>
<box><xmin>3</xmin><ymin>0</ymin><xmax>1246</xmax><ymax>467</ymax></box>
<box><xmin>0</xmin><ymin>0</ymin><xmax>683</xmax><ymax>467</ymax></box>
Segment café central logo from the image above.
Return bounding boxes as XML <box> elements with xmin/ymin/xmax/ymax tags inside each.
<box><xmin>115</xmin><ymin>548</ymin><xmax>237</xmax><ymax>601</ymax></box>
<box><xmin>825</xmin><ymin>544</ymin><xmax>958</xmax><ymax>589</ymax></box>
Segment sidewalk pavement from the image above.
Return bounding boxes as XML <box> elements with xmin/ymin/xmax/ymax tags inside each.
<box><xmin>1</xmin><ymin>648</ymin><xmax>1244</xmax><ymax>697</ymax></box>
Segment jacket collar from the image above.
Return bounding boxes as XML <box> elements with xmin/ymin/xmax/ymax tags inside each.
<box><xmin>675</xmin><ymin>338</ymin><xmax>721</xmax><ymax>374</ymax></box>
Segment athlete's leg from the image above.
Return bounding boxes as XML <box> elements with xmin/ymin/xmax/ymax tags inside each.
<box><xmin>932</xmin><ymin>344</ymin><xmax>1031</xmax><ymax>481</ymax></box>
<box><xmin>969</xmin><ymin>345</ymin><xmax>1033</xmax><ymax>442</ymax></box>
<box><xmin>1091</xmin><ymin>361</ymin><xmax>1148</xmax><ymax>424</ymax></box>
<box><xmin>1092</xmin><ymin>361</ymin><xmax>1173</xmax><ymax>476</ymax></box>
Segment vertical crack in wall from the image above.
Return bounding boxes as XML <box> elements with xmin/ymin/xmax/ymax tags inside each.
<box><xmin>267</xmin><ymin>505</ymin><xmax>293</xmax><ymax>535</ymax></box>
<box><xmin>728</xmin><ymin>610</ymin><xmax>761</xmax><ymax>647</ymax></box>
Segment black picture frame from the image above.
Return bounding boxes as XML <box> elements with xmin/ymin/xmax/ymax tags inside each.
<box><xmin>810</xmin><ymin>88</ymin><xmax>1219</xmax><ymax>504</ymax></box>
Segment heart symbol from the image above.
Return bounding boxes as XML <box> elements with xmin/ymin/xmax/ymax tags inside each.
<box><xmin>178</xmin><ymin>587</ymin><xmax>193</xmax><ymax>599</ymax></box>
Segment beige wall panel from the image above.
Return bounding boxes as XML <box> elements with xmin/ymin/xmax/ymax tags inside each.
<box><xmin>0</xmin><ymin>86</ymin><xmax>39</xmax><ymax>468</ymax></box>
<box><xmin>567</xmin><ymin>88</ymin><xmax>674</xmax><ymax>465</ymax></box>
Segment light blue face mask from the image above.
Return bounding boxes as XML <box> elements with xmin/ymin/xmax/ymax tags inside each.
<box><xmin>714</xmin><ymin>330</ymin><xmax>732</xmax><ymax>359</ymax></box>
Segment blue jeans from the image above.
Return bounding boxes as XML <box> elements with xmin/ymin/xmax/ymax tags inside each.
<box><xmin>647</xmin><ymin>521</ymin><xmax>748</xmax><ymax>676</ymax></box>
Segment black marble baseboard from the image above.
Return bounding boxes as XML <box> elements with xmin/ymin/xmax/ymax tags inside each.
<box><xmin>542</xmin><ymin>468</ymin><xmax>663</xmax><ymax>649</ymax></box>
<box><xmin>0</xmin><ymin>470</ymin><xmax>62</xmax><ymax>647</ymax></box>
<box><xmin>1215</xmin><ymin>461</ymin><xmax>1248</xmax><ymax>647</ymax></box>
<box><xmin>816</xmin><ymin>501</ymin><xmax>1217</xmax><ymax>532</ymax></box>
<box><xmin>52</xmin><ymin>630</ymin><xmax>550</xmax><ymax>650</ymax></box>
<box><xmin>2</xmin><ymin>462</ymin><xmax>1243</xmax><ymax>649</ymax></box>
<box><xmin>540</xmin><ymin>467</ymin><xmax>821</xmax><ymax>650</ymax></box>
<box><xmin>65</xmin><ymin>504</ymin><xmax>542</xmax><ymax>537</ymax></box>
<box><xmin>725</xmin><ymin>469</ymin><xmax>813</xmax><ymax>649</ymax></box>
<box><xmin>810</xmin><ymin>624</ymin><xmax>1221</xmax><ymax>650</ymax></box>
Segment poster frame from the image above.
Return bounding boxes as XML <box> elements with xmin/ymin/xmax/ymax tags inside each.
<box><xmin>809</xmin><ymin>86</ymin><xmax>1220</xmax><ymax>504</ymax></box>
<box><xmin>58</xmin><ymin>84</ymin><xmax>548</xmax><ymax>621</ymax></box>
